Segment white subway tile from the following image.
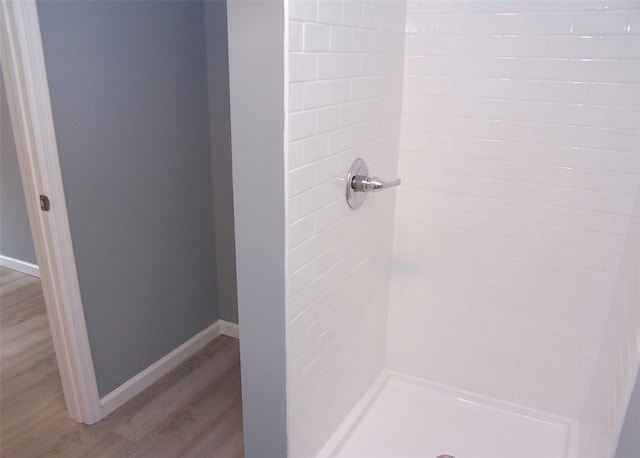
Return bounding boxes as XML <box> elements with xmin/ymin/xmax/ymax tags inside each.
<box><xmin>290</xmin><ymin>215</ymin><xmax>315</xmax><ymax>248</ymax></box>
<box><xmin>564</xmin><ymin>338</ymin><xmax>602</xmax><ymax>360</ymax></box>
<box><xmin>403</xmin><ymin>55</ymin><xmax>437</xmax><ymax>75</ymax></box>
<box><xmin>362</xmin><ymin>3</ymin><xmax>382</xmax><ymax>31</ymax></box>
<box><xmin>339</xmin><ymin>102</ymin><xmax>360</xmax><ymax>127</ymax></box>
<box><xmin>471</xmin><ymin>36</ymin><xmax>549</xmax><ymax>58</ymax></box>
<box><xmin>328</xmin><ymin>127</ymin><xmax>350</xmax><ymax>154</ymax></box>
<box><xmin>317</xmin><ymin>105</ymin><xmax>342</xmax><ymax>133</ymax></box>
<box><xmin>550</xmin><ymin>1</ymin><xmax>605</xmax><ymax>13</ymax></box>
<box><xmin>579</xmin><ymin>269</ymin><xmax>619</xmax><ymax>293</ymax></box>
<box><xmin>593</xmin><ymin>191</ymin><xmax>637</xmax><ymax>215</ymax></box>
<box><xmin>585</xmin><ymin>231</ymin><xmax>628</xmax><ymax>255</ymax></box>
<box><xmin>290</xmin><ymin>53</ymin><xmax>318</xmax><ymax>82</ymax></box>
<box><xmin>303</xmin><ymin>133</ymin><xmax>328</xmax><ymax>163</ymax></box>
<box><xmin>342</xmin><ymin>1</ymin><xmax>363</xmax><ymax>28</ymax></box>
<box><xmin>289</xmin><ymin>83</ymin><xmax>305</xmax><ymax>112</ymax></box>
<box><xmin>289</xmin><ymin>244</ymin><xmax>306</xmax><ymax>274</ymax></box>
<box><xmin>540</xmin><ymin>81</ymin><xmax>591</xmax><ymax>103</ymax></box>
<box><xmin>495</xmin><ymin>78</ymin><xmax>542</xmax><ymax>100</ymax></box>
<box><xmin>317</xmin><ymin>0</ymin><xmax>343</xmax><ymax>25</ymax></box>
<box><xmin>569</xmin><ymin>105</ymin><xmax>640</xmax><ymax>130</ymax></box>
<box><xmin>626</xmin><ymin>7</ymin><xmax>640</xmax><ymax>32</ymax></box>
<box><xmin>525</xmin><ymin>11</ymin><xmax>576</xmax><ymax>34</ymax></box>
<box><xmin>289</xmin><ymin>195</ymin><xmax>303</xmax><ymax>224</ymax></box>
<box><xmin>290</xmin><ymin>0</ymin><xmax>317</xmax><ymax>22</ymax></box>
<box><xmin>289</xmin><ymin>110</ymin><xmax>317</xmax><ymax>141</ymax></box>
<box><xmin>566</xmin><ymin>58</ymin><xmax>620</xmax><ymax>83</ymax></box>
<box><xmin>620</xmin><ymin>173</ymin><xmax>640</xmax><ymax>195</ymax></box>
<box><xmin>519</xmin><ymin>57</ymin><xmax>571</xmax><ymax>80</ymax></box>
<box><xmin>341</xmin><ymin>54</ymin><xmax>362</xmax><ymax>77</ymax></box>
<box><xmin>290</xmin><ymin>21</ymin><xmax>304</xmax><ymax>52</ymax></box>
<box><xmin>436</xmin><ymin>13</ymin><xmax>468</xmax><ymax>35</ymax></box>
<box><xmin>330</xmin><ymin>79</ymin><xmax>351</xmax><ymax>104</ymax></box>
<box><xmin>546</xmin><ymin>36</ymin><xmax>601</xmax><ymax>58</ymax></box>
<box><xmin>573</xmin><ymin>10</ymin><xmax>630</xmax><ymax>35</ymax></box>
<box><xmin>617</xmin><ymin>60</ymin><xmax>640</xmax><ymax>84</ymax></box>
<box><xmin>289</xmin><ymin>262</ymin><xmax>318</xmax><ymax>296</ymax></box>
<box><xmin>314</xmin><ymin>199</ymin><xmax>340</xmax><ymax>232</ymax></box>
<box><xmin>590</xmin><ymin>82</ymin><xmax>640</xmax><ymax>107</ymax></box>
<box><xmin>304</xmin><ymin>23</ymin><xmax>331</xmax><ymax>52</ymax></box>
<box><xmin>301</xmin><ymin>186</ymin><xmax>328</xmax><ymax>216</ymax></box>
<box><xmin>404</xmin><ymin>12</ymin><xmax>438</xmax><ymax>33</ymax></box>
<box><xmin>315</xmin><ymin>155</ymin><xmax>341</xmax><ymax>185</ymax></box>
<box><xmin>353</xmin><ymin>29</ymin><xmax>372</xmax><ymax>53</ymax></box>
<box><xmin>302</xmin><ymin>81</ymin><xmax>332</xmax><ymax>109</ymax></box>
<box><xmin>330</xmin><ymin>26</ymin><xmax>353</xmax><ymax>52</ymax></box>
<box><xmin>289</xmin><ymin>163</ymin><xmax>316</xmax><ymax>197</ymax></box>
<box><xmin>289</xmin><ymin>140</ymin><xmax>305</xmax><ymax>170</ymax></box>
<box><xmin>466</xmin><ymin>12</ymin><xmax>528</xmax><ymax>35</ymax></box>
<box><xmin>572</xmin><ymin>168</ymin><xmax>623</xmax><ymax>193</ymax></box>
<box><xmin>317</xmin><ymin>53</ymin><xmax>342</xmax><ymax>80</ymax></box>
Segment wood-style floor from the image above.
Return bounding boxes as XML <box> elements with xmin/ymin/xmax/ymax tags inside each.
<box><xmin>0</xmin><ymin>266</ymin><xmax>244</xmax><ymax>457</ymax></box>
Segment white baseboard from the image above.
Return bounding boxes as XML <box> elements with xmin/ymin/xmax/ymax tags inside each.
<box><xmin>219</xmin><ymin>320</ymin><xmax>239</xmax><ymax>339</ymax></box>
<box><xmin>0</xmin><ymin>255</ymin><xmax>40</xmax><ymax>277</ymax></box>
<box><xmin>100</xmin><ymin>318</ymin><xmax>239</xmax><ymax>417</ymax></box>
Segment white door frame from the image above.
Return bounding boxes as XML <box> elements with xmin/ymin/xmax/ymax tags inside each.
<box><xmin>0</xmin><ymin>0</ymin><xmax>102</xmax><ymax>424</ymax></box>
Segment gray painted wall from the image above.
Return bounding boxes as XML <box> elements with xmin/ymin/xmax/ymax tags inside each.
<box><xmin>0</xmin><ymin>66</ymin><xmax>38</xmax><ymax>265</ymax></box>
<box><xmin>616</xmin><ymin>366</ymin><xmax>640</xmax><ymax>458</ymax></box>
<box><xmin>37</xmin><ymin>1</ymin><xmax>220</xmax><ymax>396</ymax></box>
<box><xmin>227</xmin><ymin>1</ymin><xmax>288</xmax><ymax>456</ymax></box>
<box><xmin>204</xmin><ymin>0</ymin><xmax>238</xmax><ymax>324</ymax></box>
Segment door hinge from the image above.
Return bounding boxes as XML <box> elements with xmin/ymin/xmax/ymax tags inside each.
<box><xmin>40</xmin><ymin>194</ymin><xmax>50</xmax><ymax>212</ymax></box>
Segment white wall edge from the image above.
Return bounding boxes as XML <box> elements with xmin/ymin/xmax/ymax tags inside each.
<box><xmin>100</xmin><ymin>320</ymin><xmax>224</xmax><ymax>417</ymax></box>
<box><xmin>219</xmin><ymin>319</ymin><xmax>239</xmax><ymax>339</ymax></box>
<box><xmin>0</xmin><ymin>254</ymin><xmax>40</xmax><ymax>277</ymax></box>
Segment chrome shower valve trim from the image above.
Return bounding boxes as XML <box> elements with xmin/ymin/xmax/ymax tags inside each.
<box><xmin>346</xmin><ymin>158</ymin><xmax>401</xmax><ymax>209</ymax></box>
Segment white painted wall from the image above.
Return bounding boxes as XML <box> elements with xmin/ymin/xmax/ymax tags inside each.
<box><xmin>388</xmin><ymin>1</ymin><xmax>639</xmax><ymax>456</ymax></box>
<box><xmin>286</xmin><ymin>1</ymin><xmax>406</xmax><ymax>456</ymax></box>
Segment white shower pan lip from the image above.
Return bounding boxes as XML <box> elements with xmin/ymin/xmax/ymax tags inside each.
<box><xmin>318</xmin><ymin>369</ymin><xmax>579</xmax><ymax>458</ymax></box>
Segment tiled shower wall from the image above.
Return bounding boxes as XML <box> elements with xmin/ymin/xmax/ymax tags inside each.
<box><xmin>582</xmin><ymin>190</ymin><xmax>640</xmax><ymax>457</ymax></box>
<box><xmin>388</xmin><ymin>0</ymin><xmax>639</xmax><ymax>435</ymax></box>
<box><xmin>286</xmin><ymin>1</ymin><xmax>405</xmax><ymax>456</ymax></box>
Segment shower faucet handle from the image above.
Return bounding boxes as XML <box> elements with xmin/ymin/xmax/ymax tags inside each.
<box><xmin>346</xmin><ymin>158</ymin><xmax>401</xmax><ymax>209</ymax></box>
<box><xmin>352</xmin><ymin>175</ymin><xmax>401</xmax><ymax>193</ymax></box>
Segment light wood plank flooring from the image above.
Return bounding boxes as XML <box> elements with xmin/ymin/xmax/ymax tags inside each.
<box><xmin>0</xmin><ymin>267</ymin><xmax>244</xmax><ymax>457</ymax></box>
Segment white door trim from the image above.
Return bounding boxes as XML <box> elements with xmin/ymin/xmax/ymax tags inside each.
<box><xmin>0</xmin><ymin>0</ymin><xmax>102</xmax><ymax>424</ymax></box>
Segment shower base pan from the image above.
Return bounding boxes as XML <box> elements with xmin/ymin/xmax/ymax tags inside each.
<box><xmin>318</xmin><ymin>370</ymin><xmax>578</xmax><ymax>458</ymax></box>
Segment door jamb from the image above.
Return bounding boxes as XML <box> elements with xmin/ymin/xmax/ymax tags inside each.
<box><xmin>0</xmin><ymin>0</ymin><xmax>102</xmax><ymax>424</ymax></box>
